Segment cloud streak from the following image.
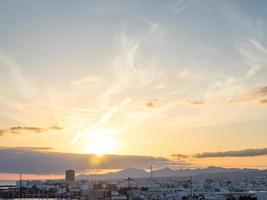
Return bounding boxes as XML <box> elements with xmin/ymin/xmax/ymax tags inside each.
<box><xmin>184</xmin><ymin>99</ymin><xmax>204</xmax><ymax>106</ymax></box>
<box><xmin>0</xmin><ymin>146</ymin><xmax>53</xmax><ymax>151</ymax></box>
<box><xmin>171</xmin><ymin>154</ymin><xmax>188</xmax><ymax>159</ymax></box>
<box><xmin>0</xmin><ymin>125</ymin><xmax>62</xmax><ymax>136</ymax></box>
<box><xmin>194</xmin><ymin>148</ymin><xmax>267</xmax><ymax>158</ymax></box>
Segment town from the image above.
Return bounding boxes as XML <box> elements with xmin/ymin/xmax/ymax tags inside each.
<box><xmin>1</xmin><ymin>169</ymin><xmax>267</xmax><ymax>199</ymax></box>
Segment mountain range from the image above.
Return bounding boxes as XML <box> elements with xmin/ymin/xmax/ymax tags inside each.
<box><xmin>77</xmin><ymin>166</ymin><xmax>267</xmax><ymax>180</ymax></box>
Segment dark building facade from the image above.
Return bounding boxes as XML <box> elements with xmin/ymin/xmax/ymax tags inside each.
<box><xmin>65</xmin><ymin>169</ymin><xmax>75</xmax><ymax>182</ymax></box>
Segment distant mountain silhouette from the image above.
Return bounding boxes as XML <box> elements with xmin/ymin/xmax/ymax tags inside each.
<box><xmin>76</xmin><ymin>166</ymin><xmax>267</xmax><ymax>180</ymax></box>
<box><xmin>77</xmin><ymin>168</ymin><xmax>149</xmax><ymax>180</ymax></box>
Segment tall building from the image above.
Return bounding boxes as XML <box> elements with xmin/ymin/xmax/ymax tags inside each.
<box><xmin>65</xmin><ymin>169</ymin><xmax>75</xmax><ymax>182</ymax></box>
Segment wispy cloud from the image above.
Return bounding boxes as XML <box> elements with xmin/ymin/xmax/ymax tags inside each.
<box><xmin>237</xmin><ymin>39</ymin><xmax>267</xmax><ymax>79</ymax></box>
<box><xmin>171</xmin><ymin>0</ymin><xmax>199</xmax><ymax>14</ymax></box>
<box><xmin>154</xmin><ymin>82</ymin><xmax>167</xmax><ymax>90</ymax></box>
<box><xmin>101</xmin><ymin>19</ymin><xmax>161</xmax><ymax>101</ymax></box>
<box><xmin>72</xmin><ymin>76</ymin><xmax>103</xmax><ymax>86</ymax></box>
<box><xmin>200</xmin><ymin>37</ymin><xmax>267</xmax><ymax>106</ymax></box>
<box><xmin>194</xmin><ymin>148</ymin><xmax>267</xmax><ymax>158</ymax></box>
<box><xmin>250</xmin><ymin>39</ymin><xmax>267</xmax><ymax>54</ymax></box>
<box><xmin>230</xmin><ymin>85</ymin><xmax>267</xmax><ymax>103</ymax></box>
<box><xmin>0</xmin><ymin>53</ymin><xmax>36</xmax><ymax>99</ymax></box>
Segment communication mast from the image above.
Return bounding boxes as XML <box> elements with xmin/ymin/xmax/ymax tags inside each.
<box><xmin>150</xmin><ymin>165</ymin><xmax>153</xmax><ymax>179</ymax></box>
<box><xmin>190</xmin><ymin>176</ymin><xmax>193</xmax><ymax>199</ymax></box>
<box><xmin>19</xmin><ymin>173</ymin><xmax>22</xmax><ymax>198</ymax></box>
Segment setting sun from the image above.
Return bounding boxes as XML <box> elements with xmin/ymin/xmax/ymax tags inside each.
<box><xmin>83</xmin><ymin>129</ymin><xmax>117</xmax><ymax>156</ymax></box>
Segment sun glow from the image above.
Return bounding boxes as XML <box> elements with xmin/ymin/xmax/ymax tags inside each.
<box><xmin>83</xmin><ymin>129</ymin><xmax>117</xmax><ymax>156</ymax></box>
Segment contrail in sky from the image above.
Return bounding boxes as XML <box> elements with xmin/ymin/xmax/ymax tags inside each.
<box><xmin>70</xmin><ymin>98</ymin><xmax>131</xmax><ymax>144</ymax></box>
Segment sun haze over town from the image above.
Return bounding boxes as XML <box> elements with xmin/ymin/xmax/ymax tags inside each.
<box><xmin>0</xmin><ymin>0</ymin><xmax>267</xmax><ymax>199</ymax></box>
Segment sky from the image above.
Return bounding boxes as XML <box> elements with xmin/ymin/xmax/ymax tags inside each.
<box><xmin>1</xmin><ymin>0</ymin><xmax>267</xmax><ymax>178</ymax></box>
